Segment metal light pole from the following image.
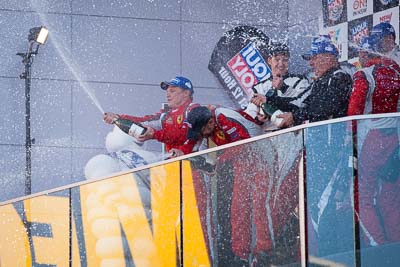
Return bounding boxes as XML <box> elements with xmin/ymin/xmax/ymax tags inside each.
<box><xmin>17</xmin><ymin>26</ymin><xmax>49</xmax><ymax>196</ymax></box>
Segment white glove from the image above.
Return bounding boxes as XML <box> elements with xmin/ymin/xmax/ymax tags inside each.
<box><xmin>271</xmin><ymin>110</ymin><xmax>284</xmax><ymax>127</ymax></box>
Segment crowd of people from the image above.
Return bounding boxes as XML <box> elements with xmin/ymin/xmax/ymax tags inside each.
<box><xmin>100</xmin><ymin>22</ymin><xmax>399</xmax><ymax>266</ymax></box>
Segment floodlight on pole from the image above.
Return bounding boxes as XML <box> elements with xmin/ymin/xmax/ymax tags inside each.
<box><xmin>16</xmin><ymin>26</ymin><xmax>49</xmax><ymax>196</ymax></box>
<box><xmin>28</xmin><ymin>26</ymin><xmax>49</xmax><ymax>45</ymax></box>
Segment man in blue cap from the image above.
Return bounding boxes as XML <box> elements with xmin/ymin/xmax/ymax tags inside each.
<box><xmin>370</xmin><ymin>22</ymin><xmax>399</xmax><ymax>65</ymax></box>
<box><xmin>253</xmin><ymin>35</ymin><xmax>354</xmax><ymax>256</ymax></box>
<box><xmin>252</xmin><ymin>35</ymin><xmax>352</xmax><ymax>127</ymax></box>
<box><xmin>103</xmin><ymin>76</ymin><xmax>199</xmax><ymax>152</ymax></box>
<box><xmin>348</xmin><ymin>35</ymin><xmax>400</xmax><ymax>247</ymax></box>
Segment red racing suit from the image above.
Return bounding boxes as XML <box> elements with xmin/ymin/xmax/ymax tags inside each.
<box><xmin>118</xmin><ymin>99</ymin><xmax>199</xmax><ymax>152</ymax></box>
<box><xmin>348</xmin><ymin>57</ymin><xmax>400</xmax><ymax>246</ymax></box>
<box><xmin>179</xmin><ymin>107</ymin><xmax>262</xmax><ymax>154</ymax></box>
<box><xmin>182</xmin><ymin>107</ymin><xmax>301</xmax><ymax>263</ymax></box>
<box><xmin>179</xmin><ymin>107</ymin><xmax>263</xmax><ymax>263</ymax></box>
<box><xmin>230</xmin><ymin>133</ymin><xmax>302</xmax><ymax>263</ymax></box>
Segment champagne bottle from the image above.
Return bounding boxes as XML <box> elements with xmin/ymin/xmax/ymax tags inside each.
<box><xmin>114</xmin><ymin>118</ymin><xmax>146</xmax><ymax>137</ymax></box>
<box><xmin>261</xmin><ymin>103</ymin><xmax>279</xmax><ymax>117</ymax></box>
<box><xmin>260</xmin><ymin>88</ymin><xmax>279</xmax><ymax>117</ymax></box>
<box><xmin>262</xmin><ymin>89</ymin><xmax>285</xmax><ymax>127</ymax></box>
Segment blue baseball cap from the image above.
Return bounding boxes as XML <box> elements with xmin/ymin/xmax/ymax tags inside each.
<box><xmin>371</xmin><ymin>22</ymin><xmax>396</xmax><ymax>39</ymax></box>
<box><xmin>302</xmin><ymin>35</ymin><xmax>339</xmax><ymax>60</ymax></box>
<box><xmin>160</xmin><ymin>76</ymin><xmax>194</xmax><ymax>94</ymax></box>
<box><xmin>186</xmin><ymin>106</ymin><xmax>212</xmax><ymax>140</ymax></box>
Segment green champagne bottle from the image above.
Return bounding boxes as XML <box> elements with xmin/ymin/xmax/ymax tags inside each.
<box><xmin>114</xmin><ymin>118</ymin><xmax>146</xmax><ymax>136</ymax></box>
<box><xmin>260</xmin><ymin>89</ymin><xmax>279</xmax><ymax>117</ymax></box>
<box><xmin>261</xmin><ymin>102</ymin><xmax>279</xmax><ymax>117</ymax></box>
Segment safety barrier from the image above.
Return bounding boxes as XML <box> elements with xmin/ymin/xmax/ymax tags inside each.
<box><xmin>0</xmin><ymin>113</ymin><xmax>399</xmax><ymax>267</ymax></box>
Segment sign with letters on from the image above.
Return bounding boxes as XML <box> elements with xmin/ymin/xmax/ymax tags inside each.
<box><xmin>321</xmin><ymin>0</ymin><xmax>400</xmax><ymax>63</ymax></box>
<box><xmin>208</xmin><ymin>26</ymin><xmax>271</xmax><ymax>109</ymax></box>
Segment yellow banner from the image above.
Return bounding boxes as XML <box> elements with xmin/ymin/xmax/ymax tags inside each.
<box><xmin>0</xmin><ymin>161</ymin><xmax>209</xmax><ymax>267</ymax></box>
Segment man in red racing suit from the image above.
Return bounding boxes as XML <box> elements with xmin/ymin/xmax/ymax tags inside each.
<box><xmin>173</xmin><ymin>106</ymin><xmax>265</xmax><ymax>265</ymax></box>
<box><xmin>348</xmin><ymin>36</ymin><xmax>400</xmax><ymax>247</ymax></box>
<box><xmin>178</xmin><ymin>106</ymin><xmax>301</xmax><ymax>265</ymax></box>
<box><xmin>103</xmin><ymin>76</ymin><xmax>199</xmax><ymax>153</ymax></box>
<box><xmin>174</xmin><ymin>106</ymin><xmax>262</xmax><ymax>154</ymax></box>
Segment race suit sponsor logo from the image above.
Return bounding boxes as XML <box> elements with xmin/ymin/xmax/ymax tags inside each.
<box><xmin>226</xmin><ymin>127</ymin><xmax>237</xmax><ymax>135</ymax></box>
<box><xmin>216</xmin><ymin>130</ymin><xmax>226</xmax><ymax>140</ymax></box>
<box><xmin>177</xmin><ymin>115</ymin><xmax>183</xmax><ymax>124</ymax></box>
<box><xmin>229</xmin><ymin>131</ymin><xmax>239</xmax><ymax>140</ymax></box>
<box><xmin>166</xmin><ymin>117</ymin><xmax>173</xmax><ymax>124</ymax></box>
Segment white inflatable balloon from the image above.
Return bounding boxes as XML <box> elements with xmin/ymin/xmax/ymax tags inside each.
<box><xmin>84</xmin><ymin>126</ymin><xmax>163</xmax><ymax>180</ymax></box>
<box><xmin>105</xmin><ymin>126</ymin><xmax>141</xmax><ymax>153</ymax></box>
<box><xmin>84</xmin><ymin>127</ymin><xmax>159</xmax><ymax>265</ymax></box>
<box><xmin>106</xmin><ymin>126</ymin><xmax>161</xmax><ymax>163</ymax></box>
<box><xmin>84</xmin><ymin>154</ymin><xmax>122</xmax><ymax>180</ymax></box>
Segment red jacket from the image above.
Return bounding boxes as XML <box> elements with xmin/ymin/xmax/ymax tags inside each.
<box><xmin>348</xmin><ymin>57</ymin><xmax>400</xmax><ymax>116</ymax></box>
<box><xmin>119</xmin><ymin>100</ymin><xmax>199</xmax><ymax>152</ymax></box>
<box><xmin>348</xmin><ymin>57</ymin><xmax>400</xmax><ymax>246</ymax></box>
<box><xmin>179</xmin><ymin>108</ymin><xmax>262</xmax><ymax>154</ymax></box>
